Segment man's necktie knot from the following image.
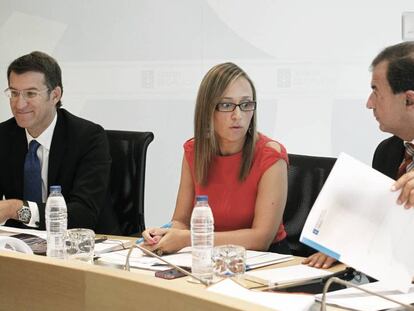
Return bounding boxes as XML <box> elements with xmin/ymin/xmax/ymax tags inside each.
<box><xmin>397</xmin><ymin>142</ymin><xmax>414</xmax><ymax>178</ymax></box>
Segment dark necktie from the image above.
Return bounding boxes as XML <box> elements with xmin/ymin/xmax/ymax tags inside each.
<box><xmin>397</xmin><ymin>142</ymin><xmax>414</xmax><ymax>179</ymax></box>
<box><xmin>24</xmin><ymin>140</ymin><xmax>42</xmax><ymax>203</ymax></box>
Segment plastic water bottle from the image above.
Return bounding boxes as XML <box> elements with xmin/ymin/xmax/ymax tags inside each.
<box><xmin>191</xmin><ymin>195</ymin><xmax>214</xmax><ymax>281</ymax></box>
<box><xmin>45</xmin><ymin>185</ymin><xmax>67</xmax><ymax>258</ymax></box>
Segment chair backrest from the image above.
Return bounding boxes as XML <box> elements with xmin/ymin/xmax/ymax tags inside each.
<box><xmin>283</xmin><ymin>153</ymin><xmax>336</xmax><ymax>257</ymax></box>
<box><xmin>101</xmin><ymin>130</ymin><xmax>154</xmax><ymax>236</ymax></box>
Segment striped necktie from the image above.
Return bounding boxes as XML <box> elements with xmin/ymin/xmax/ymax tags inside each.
<box><xmin>397</xmin><ymin>142</ymin><xmax>414</xmax><ymax>179</ymax></box>
<box><xmin>23</xmin><ymin>140</ymin><xmax>42</xmax><ymax>203</ymax></box>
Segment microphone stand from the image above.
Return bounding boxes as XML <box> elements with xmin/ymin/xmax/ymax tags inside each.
<box><xmin>320</xmin><ymin>276</ymin><xmax>414</xmax><ymax>311</ymax></box>
<box><xmin>123</xmin><ymin>244</ymin><xmax>211</xmax><ymax>286</ymax></box>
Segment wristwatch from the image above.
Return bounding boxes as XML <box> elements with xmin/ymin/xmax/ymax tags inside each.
<box><xmin>17</xmin><ymin>201</ymin><xmax>32</xmax><ymax>224</ymax></box>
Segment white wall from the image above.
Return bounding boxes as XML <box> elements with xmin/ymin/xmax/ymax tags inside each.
<box><xmin>0</xmin><ymin>0</ymin><xmax>412</xmax><ymax>227</ymax></box>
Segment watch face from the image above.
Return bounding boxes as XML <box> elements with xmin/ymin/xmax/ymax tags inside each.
<box><xmin>18</xmin><ymin>206</ymin><xmax>31</xmax><ymax>224</ymax></box>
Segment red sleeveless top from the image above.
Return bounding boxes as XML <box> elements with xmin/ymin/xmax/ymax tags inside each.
<box><xmin>184</xmin><ymin>133</ymin><xmax>288</xmax><ymax>243</ymax></box>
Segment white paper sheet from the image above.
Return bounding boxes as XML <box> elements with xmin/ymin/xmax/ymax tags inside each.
<box><xmin>0</xmin><ymin>225</ymin><xmax>46</xmax><ymax>239</ymax></box>
<box><xmin>97</xmin><ymin>248</ymin><xmax>170</xmax><ymax>271</ymax></box>
<box><xmin>315</xmin><ymin>281</ymin><xmax>414</xmax><ymax>311</ymax></box>
<box><xmin>245</xmin><ymin>264</ymin><xmax>332</xmax><ymax>286</ymax></box>
<box><xmin>97</xmin><ymin>248</ymin><xmax>192</xmax><ymax>270</ymax></box>
<box><xmin>208</xmin><ymin>278</ymin><xmax>315</xmax><ymax>311</ymax></box>
<box><xmin>94</xmin><ymin>238</ymin><xmax>131</xmax><ymax>255</ymax></box>
<box><xmin>98</xmin><ymin>247</ymin><xmax>293</xmax><ymax>272</ymax></box>
<box><xmin>300</xmin><ymin>153</ymin><xmax>414</xmax><ymax>292</ymax></box>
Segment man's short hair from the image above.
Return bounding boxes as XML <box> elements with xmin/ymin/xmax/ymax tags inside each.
<box><xmin>371</xmin><ymin>42</ymin><xmax>414</xmax><ymax>94</ymax></box>
<box><xmin>7</xmin><ymin>51</ymin><xmax>63</xmax><ymax>108</ymax></box>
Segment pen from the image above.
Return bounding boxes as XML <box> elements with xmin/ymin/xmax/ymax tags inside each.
<box><xmin>95</xmin><ymin>236</ymin><xmax>108</xmax><ymax>244</ymax></box>
<box><xmin>136</xmin><ymin>222</ymin><xmax>172</xmax><ymax>244</ymax></box>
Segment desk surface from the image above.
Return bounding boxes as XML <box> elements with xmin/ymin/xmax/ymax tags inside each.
<box><xmin>0</xmin><ymin>235</ymin><xmax>348</xmax><ymax>311</ymax></box>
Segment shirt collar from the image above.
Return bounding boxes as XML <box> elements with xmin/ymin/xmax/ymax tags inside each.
<box><xmin>25</xmin><ymin>113</ymin><xmax>58</xmax><ymax>151</ymax></box>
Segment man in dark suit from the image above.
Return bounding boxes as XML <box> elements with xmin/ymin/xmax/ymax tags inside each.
<box><xmin>0</xmin><ymin>51</ymin><xmax>112</xmax><ymax>230</ymax></box>
<box><xmin>304</xmin><ymin>41</ymin><xmax>414</xmax><ymax>268</ymax></box>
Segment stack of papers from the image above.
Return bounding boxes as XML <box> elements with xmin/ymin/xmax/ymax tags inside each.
<box><xmin>97</xmin><ymin>247</ymin><xmax>293</xmax><ymax>271</ymax></box>
<box><xmin>315</xmin><ymin>281</ymin><xmax>414</xmax><ymax>311</ymax></box>
<box><xmin>94</xmin><ymin>238</ymin><xmax>131</xmax><ymax>255</ymax></box>
<box><xmin>244</xmin><ymin>251</ymin><xmax>293</xmax><ymax>270</ymax></box>
<box><xmin>208</xmin><ymin>278</ymin><xmax>315</xmax><ymax>311</ymax></box>
<box><xmin>0</xmin><ymin>226</ymin><xmax>47</xmax><ymax>254</ymax></box>
<box><xmin>244</xmin><ymin>264</ymin><xmax>333</xmax><ymax>287</ymax></box>
<box><xmin>0</xmin><ymin>225</ymin><xmax>131</xmax><ymax>257</ymax></box>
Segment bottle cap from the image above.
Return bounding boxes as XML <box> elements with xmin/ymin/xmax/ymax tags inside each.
<box><xmin>196</xmin><ymin>195</ymin><xmax>208</xmax><ymax>202</ymax></box>
<box><xmin>50</xmin><ymin>185</ymin><xmax>62</xmax><ymax>192</ymax></box>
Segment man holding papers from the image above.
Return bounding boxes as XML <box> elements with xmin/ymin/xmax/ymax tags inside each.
<box><xmin>304</xmin><ymin>41</ymin><xmax>414</xmax><ymax>269</ymax></box>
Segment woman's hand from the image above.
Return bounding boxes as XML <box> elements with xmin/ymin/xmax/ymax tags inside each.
<box><xmin>302</xmin><ymin>252</ymin><xmax>337</xmax><ymax>269</ymax></box>
<box><xmin>141</xmin><ymin>228</ymin><xmax>191</xmax><ymax>255</ymax></box>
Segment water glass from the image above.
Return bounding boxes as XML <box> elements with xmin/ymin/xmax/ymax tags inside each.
<box><xmin>64</xmin><ymin>228</ymin><xmax>95</xmax><ymax>263</ymax></box>
<box><xmin>212</xmin><ymin>245</ymin><xmax>246</xmax><ymax>277</ymax></box>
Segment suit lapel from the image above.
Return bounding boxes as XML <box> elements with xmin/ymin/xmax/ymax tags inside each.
<box><xmin>48</xmin><ymin>110</ymin><xmax>66</xmax><ymax>186</ymax></box>
<box><xmin>10</xmin><ymin>125</ymin><xmax>27</xmax><ymax>197</ymax></box>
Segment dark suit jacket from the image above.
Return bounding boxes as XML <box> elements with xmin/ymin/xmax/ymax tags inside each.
<box><xmin>372</xmin><ymin>135</ymin><xmax>405</xmax><ymax>179</ymax></box>
<box><xmin>0</xmin><ymin>108</ymin><xmax>114</xmax><ymax>231</ymax></box>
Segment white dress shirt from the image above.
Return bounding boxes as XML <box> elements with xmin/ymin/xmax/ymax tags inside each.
<box><xmin>24</xmin><ymin>114</ymin><xmax>57</xmax><ymax>227</ymax></box>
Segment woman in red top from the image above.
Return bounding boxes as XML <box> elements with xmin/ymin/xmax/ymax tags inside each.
<box><xmin>142</xmin><ymin>62</ymin><xmax>290</xmax><ymax>254</ymax></box>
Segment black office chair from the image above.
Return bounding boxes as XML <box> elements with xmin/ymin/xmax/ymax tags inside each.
<box><xmin>283</xmin><ymin>153</ymin><xmax>336</xmax><ymax>257</ymax></box>
<box><xmin>97</xmin><ymin>130</ymin><xmax>154</xmax><ymax>236</ymax></box>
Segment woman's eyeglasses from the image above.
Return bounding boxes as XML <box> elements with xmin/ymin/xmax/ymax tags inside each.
<box><xmin>215</xmin><ymin>101</ymin><xmax>256</xmax><ymax>112</ymax></box>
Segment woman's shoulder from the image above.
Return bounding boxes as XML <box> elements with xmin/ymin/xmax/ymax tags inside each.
<box><xmin>256</xmin><ymin>133</ymin><xmax>288</xmax><ymax>163</ymax></box>
<box><xmin>183</xmin><ymin>138</ymin><xmax>195</xmax><ymax>152</ymax></box>
<box><xmin>257</xmin><ymin>133</ymin><xmax>286</xmax><ymax>153</ymax></box>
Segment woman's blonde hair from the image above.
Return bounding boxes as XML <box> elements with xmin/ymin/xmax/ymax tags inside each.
<box><xmin>194</xmin><ymin>62</ymin><xmax>257</xmax><ymax>185</ymax></box>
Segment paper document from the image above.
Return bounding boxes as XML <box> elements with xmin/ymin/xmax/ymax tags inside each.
<box><xmin>97</xmin><ymin>248</ymin><xmax>170</xmax><ymax>271</ymax></box>
<box><xmin>245</xmin><ymin>264</ymin><xmax>333</xmax><ymax>286</ymax></box>
<box><xmin>0</xmin><ymin>225</ymin><xmax>46</xmax><ymax>239</ymax></box>
<box><xmin>208</xmin><ymin>278</ymin><xmax>314</xmax><ymax>311</ymax></box>
<box><xmin>0</xmin><ymin>225</ymin><xmax>131</xmax><ymax>257</ymax></box>
<box><xmin>315</xmin><ymin>281</ymin><xmax>414</xmax><ymax>311</ymax></box>
<box><xmin>94</xmin><ymin>238</ymin><xmax>131</xmax><ymax>255</ymax></box>
<box><xmin>244</xmin><ymin>251</ymin><xmax>293</xmax><ymax>270</ymax></box>
<box><xmin>97</xmin><ymin>248</ymin><xmax>192</xmax><ymax>271</ymax></box>
<box><xmin>300</xmin><ymin>153</ymin><xmax>414</xmax><ymax>292</ymax></box>
<box><xmin>98</xmin><ymin>247</ymin><xmax>292</xmax><ymax>271</ymax></box>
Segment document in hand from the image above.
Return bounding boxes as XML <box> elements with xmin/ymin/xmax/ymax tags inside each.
<box><xmin>300</xmin><ymin>153</ymin><xmax>414</xmax><ymax>292</ymax></box>
<box><xmin>315</xmin><ymin>281</ymin><xmax>414</xmax><ymax>311</ymax></box>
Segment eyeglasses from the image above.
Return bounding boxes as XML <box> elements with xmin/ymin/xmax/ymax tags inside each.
<box><xmin>4</xmin><ymin>88</ymin><xmax>49</xmax><ymax>101</ymax></box>
<box><xmin>216</xmin><ymin>101</ymin><xmax>256</xmax><ymax>112</ymax></box>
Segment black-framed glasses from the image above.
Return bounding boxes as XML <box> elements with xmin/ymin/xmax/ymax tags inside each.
<box><xmin>216</xmin><ymin>101</ymin><xmax>256</xmax><ymax>112</ymax></box>
<box><xmin>4</xmin><ymin>88</ymin><xmax>49</xmax><ymax>101</ymax></box>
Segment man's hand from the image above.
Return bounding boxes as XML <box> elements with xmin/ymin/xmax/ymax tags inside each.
<box><xmin>302</xmin><ymin>252</ymin><xmax>337</xmax><ymax>269</ymax></box>
<box><xmin>0</xmin><ymin>199</ymin><xmax>23</xmax><ymax>223</ymax></box>
<box><xmin>392</xmin><ymin>171</ymin><xmax>414</xmax><ymax>209</ymax></box>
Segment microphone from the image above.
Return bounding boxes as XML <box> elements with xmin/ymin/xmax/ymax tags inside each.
<box><xmin>320</xmin><ymin>277</ymin><xmax>414</xmax><ymax>310</ymax></box>
<box><xmin>123</xmin><ymin>244</ymin><xmax>211</xmax><ymax>286</ymax></box>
